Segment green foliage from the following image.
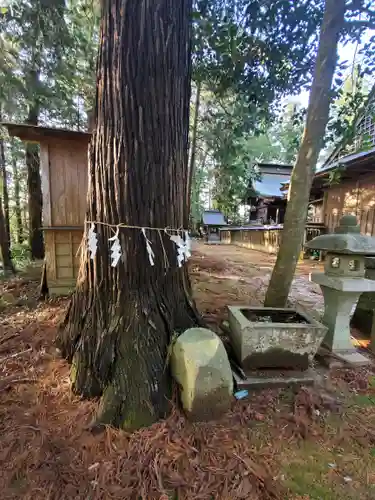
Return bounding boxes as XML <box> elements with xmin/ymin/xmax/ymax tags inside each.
<box><xmin>190</xmin><ymin>0</ymin><xmax>375</xmax><ymax>226</ymax></box>
<box><xmin>325</xmin><ymin>165</ymin><xmax>345</xmax><ymax>186</ymax></box>
<box><xmin>325</xmin><ymin>68</ymin><xmax>371</xmax><ymax>154</ymax></box>
<box><xmin>193</xmin><ymin>0</ymin><xmax>322</xmax><ymax>99</ymax></box>
<box><xmin>190</xmin><ymin>87</ymin><xmax>304</xmax><ymax>221</ymax></box>
<box><xmin>1</xmin><ymin>0</ymin><xmax>375</xmax><ymax>243</ymax></box>
<box><xmin>271</xmin><ymin>104</ymin><xmax>305</xmax><ymax>164</ymax></box>
<box><xmin>359</xmin><ymin>129</ymin><xmax>375</xmax><ymax>152</ymax></box>
<box><xmin>199</xmin><ymin>92</ymin><xmax>259</xmax><ymax>218</ymax></box>
<box><xmin>190</xmin><ymin>0</ymin><xmax>322</xmax><ymax>222</ymax></box>
<box><xmin>190</xmin><ymin>153</ymin><xmax>209</xmax><ymax>228</ymax></box>
<box><xmin>10</xmin><ymin>241</ymin><xmax>30</xmax><ymax>268</ymax></box>
<box><xmin>0</xmin><ymin>0</ymin><xmax>99</xmax><ymax>264</ymax></box>
<box><xmin>0</xmin><ymin>0</ymin><xmax>99</xmax><ymax>125</ymax></box>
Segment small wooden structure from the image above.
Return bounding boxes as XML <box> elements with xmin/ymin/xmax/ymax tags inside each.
<box><xmin>201</xmin><ymin>209</ymin><xmax>227</xmax><ymax>243</ymax></box>
<box><xmin>3</xmin><ymin>123</ymin><xmax>91</xmax><ymax>295</ymax></box>
<box><xmin>311</xmin><ymin>148</ymin><xmax>375</xmax><ymax>235</ymax></box>
<box><xmin>283</xmin><ymin>85</ymin><xmax>375</xmax><ymax>238</ymax></box>
<box><xmin>246</xmin><ymin>163</ymin><xmax>293</xmax><ymax>224</ymax></box>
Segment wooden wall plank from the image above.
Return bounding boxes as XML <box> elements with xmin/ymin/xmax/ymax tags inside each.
<box><xmin>44</xmin><ymin>230</ymin><xmax>83</xmax><ymax>292</ymax></box>
<box><xmin>57</xmin><ymin>265</ymin><xmax>75</xmax><ymax>280</ymax></box>
<box><xmin>48</xmin><ymin>138</ymin><xmax>88</xmax><ymax>227</ymax></box>
<box><xmin>324</xmin><ymin>172</ymin><xmax>375</xmax><ymax>232</ymax></box>
<box><xmin>40</xmin><ymin>143</ymin><xmax>52</xmax><ymax>227</ymax></box>
<box><xmin>45</xmin><ymin>231</ymin><xmax>57</xmax><ymax>283</ymax></box>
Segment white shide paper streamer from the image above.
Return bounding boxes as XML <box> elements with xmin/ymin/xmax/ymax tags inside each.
<box><xmin>87</xmin><ymin>223</ymin><xmax>98</xmax><ymax>260</ymax></box>
<box><xmin>108</xmin><ymin>228</ymin><xmax>122</xmax><ymax>267</ymax></box>
<box><xmin>141</xmin><ymin>228</ymin><xmax>155</xmax><ymax>266</ymax></box>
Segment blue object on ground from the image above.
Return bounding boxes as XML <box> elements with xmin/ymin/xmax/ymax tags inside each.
<box><xmin>234</xmin><ymin>390</ymin><xmax>249</xmax><ymax>400</ymax></box>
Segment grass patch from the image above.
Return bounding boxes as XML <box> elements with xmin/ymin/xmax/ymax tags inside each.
<box><xmin>280</xmin><ymin>421</ymin><xmax>375</xmax><ymax>500</ymax></box>
<box><xmin>349</xmin><ymin>394</ymin><xmax>375</xmax><ymax>407</ymax></box>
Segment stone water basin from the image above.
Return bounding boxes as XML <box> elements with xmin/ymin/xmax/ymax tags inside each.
<box><xmin>227</xmin><ymin>306</ymin><xmax>327</xmax><ymax>371</ymax></box>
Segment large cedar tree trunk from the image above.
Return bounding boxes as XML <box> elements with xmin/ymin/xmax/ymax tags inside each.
<box><xmin>26</xmin><ymin>104</ymin><xmax>44</xmax><ymax>260</ymax></box>
<box><xmin>0</xmin><ymin>196</ymin><xmax>14</xmax><ymax>273</ymax></box>
<box><xmin>57</xmin><ymin>0</ymin><xmax>198</xmax><ymax>430</ymax></box>
<box><xmin>12</xmin><ymin>152</ymin><xmax>24</xmax><ymax>244</ymax></box>
<box><xmin>187</xmin><ymin>80</ymin><xmax>202</xmax><ymax>218</ymax></box>
<box><xmin>264</xmin><ymin>0</ymin><xmax>346</xmax><ymax>307</ymax></box>
<box><xmin>0</xmin><ymin>132</ymin><xmax>10</xmax><ymax>246</ymax></box>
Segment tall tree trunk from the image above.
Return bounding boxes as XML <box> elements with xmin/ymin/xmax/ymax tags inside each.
<box><xmin>264</xmin><ymin>0</ymin><xmax>346</xmax><ymax>307</ymax></box>
<box><xmin>0</xmin><ymin>196</ymin><xmax>14</xmax><ymax>274</ymax></box>
<box><xmin>22</xmin><ymin>201</ymin><xmax>28</xmax><ymax>235</ymax></box>
<box><xmin>57</xmin><ymin>0</ymin><xmax>198</xmax><ymax>430</ymax></box>
<box><xmin>191</xmin><ymin>148</ymin><xmax>207</xmax><ymax>230</ymax></box>
<box><xmin>187</xmin><ymin>79</ymin><xmax>201</xmax><ymax>219</ymax></box>
<box><xmin>12</xmin><ymin>153</ymin><xmax>24</xmax><ymax>244</ymax></box>
<box><xmin>26</xmin><ymin>103</ymin><xmax>44</xmax><ymax>260</ymax></box>
<box><xmin>0</xmin><ymin>128</ymin><xmax>11</xmax><ymax>246</ymax></box>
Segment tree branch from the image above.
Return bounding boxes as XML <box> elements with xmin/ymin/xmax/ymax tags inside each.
<box><xmin>346</xmin><ymin>1</ymin><xmax>375</xmax><ymax>17</ymax></box>
<box><xmin>345</xmin><ymin>1</ymin><xmax>361</xmax><ymax>11</ymax></box>
<box><xmin>345</xmin><ymin>20</ymin><xmax>375</xmax><ymax>30</ymax></box>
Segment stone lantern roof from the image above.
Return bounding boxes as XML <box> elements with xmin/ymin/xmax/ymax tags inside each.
<box><xmin>305</xmin><ymin>215</ymin><xmax>375</xmax><ymax>255</ymax></box>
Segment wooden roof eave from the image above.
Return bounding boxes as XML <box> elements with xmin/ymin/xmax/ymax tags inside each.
<box><xmin>314</xmin><ymin>158</ymin><xmax>375</xmax><ymax>186</ymax></box>
<box><xmin>282</xmin><ymin>151</ymin><xmax>375</xmax><ymax>196</ymax></box>
<box><xmin>1</xmin><ymin>122</ymin><xmax>91</xmax><ymax>144</ymax></box>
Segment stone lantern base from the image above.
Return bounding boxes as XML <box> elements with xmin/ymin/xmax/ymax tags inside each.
<box><xmin>351</xmin><ymin>257</ymin><xmax>375</xmax><ymax>352</ymax></box>
<box><xmin>310</xmin><ymin>272</ymin><xmax>375</xmax><ymax>366</ymax></box>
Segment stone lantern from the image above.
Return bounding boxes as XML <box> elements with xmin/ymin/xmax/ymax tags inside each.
<box><xmin>305</xmin><ymin>215</ymin><xmax>375</xmax><ymax>366</ymax></box>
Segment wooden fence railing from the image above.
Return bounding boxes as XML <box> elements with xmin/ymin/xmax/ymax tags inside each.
<box><xmin>220</xmin><ymin>222</ymin><xmax>326</xmax><ymax>256</ymax></box>
<box><xmin>219</xmin><ymin>226</ymin><xmax>283</xmax><ymax>254</ymax></box>
<box><xmin>219</xmin><ymin>210</ymin><xmax>373</xmax><ymax>256</ymax></box>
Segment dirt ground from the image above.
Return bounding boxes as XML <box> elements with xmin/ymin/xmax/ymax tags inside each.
<box><xmin>191</xmin><ymin>242</ymin><xmax>326</xmax><ymax>334</ymax></box>
<box><xmin>1</xmin><ymin>243</ymin><xmax>375</xmax><ymax>499</ymax></box>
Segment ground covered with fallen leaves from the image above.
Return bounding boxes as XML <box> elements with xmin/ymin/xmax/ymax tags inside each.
<box><xmin>1</xmin><ymin>243</ymin><xmax>375</xmax><ymax>499</ymax></box>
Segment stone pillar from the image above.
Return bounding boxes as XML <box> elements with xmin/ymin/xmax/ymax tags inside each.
<box><xmin>321</xmin><ymin>287</ymin><xmax>361</xmax><ymax>351</ymax></box>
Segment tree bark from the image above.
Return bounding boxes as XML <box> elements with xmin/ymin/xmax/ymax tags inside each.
<box><xmin>264</xmin><ymin>0</ymin><xmax>346</xmax><ymax>307</ymax></box>
<box><xmin>22</xmin><ymin>202</ymin><xmax>28</xmax><ymax>235</ymax></box>
<box><xmin>26</xmin><ymin>103</ymin><xmax>44</xmax><ymax>260</ymax></box>
<box><xmin>187</xmin><ymin>79</ymin><xmax>202</xmax><ymax>220</ymax></box>
<box><xmin>0</xmin><ymin>196</ymin><xmax>14</xmax><ymax>274</ymax></box>
<box><xmin>11</xmin><ymin>150</ymin><xmax>24</xmax><ymax>244</ymax></box>
<box><xmin>0</xmin><ymin>129</ymin><xmax>10</xmax><ymax>246</ymax></box>
<box><xmin>57</xmin><ymin>0</ymin><xmax>198</xmax><ymax>430</ymax></box>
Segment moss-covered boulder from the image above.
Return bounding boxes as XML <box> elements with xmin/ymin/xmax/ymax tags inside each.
<box><xmin>171</xmin><ymin>327</ymin><xmax>233</xmax><ymax>421</ymax></box>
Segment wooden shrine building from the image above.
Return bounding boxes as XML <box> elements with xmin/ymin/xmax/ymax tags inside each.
<box><xmin>245</xmin><ymin>163</ymin><xmax>293</xmax><ymax>224</ymax></box>
<box><xmin>201</xmin><ymin>209</ymin><xmax>227</xmax><ymax>243</ymax></box>
<box><xmin>282</xmin><ymin>84</ymin><xmax>375</xmax><ymax>236</ymax></box>
<box><xmin>3</xmin><ymin>123</ymin><xmax>91</xmax><ymax>295</ymax></box>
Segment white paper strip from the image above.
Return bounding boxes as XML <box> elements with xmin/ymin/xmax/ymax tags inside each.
<box><xmin>87</xmin><ymin>223</ymin><xmax>98</xmax><ymax>260</ymax></box>
<box><xmin>184</xmin><ymin>231</ymin><xmax>191</xmax><ymax>260</ymax></box>
<box><xmin>108</xmin><ymin>228</ymin><xmax>122</xmax><ymax>267</ymax></box>
<box><xmin>141</xmin><ymin>228</ymin><xmax>155</xmax><ymax>266</ymax></box>
<box><xmin>170</xmin><ymin>234</ymin><xmax>186</xmax><ymax>267</ymax></box>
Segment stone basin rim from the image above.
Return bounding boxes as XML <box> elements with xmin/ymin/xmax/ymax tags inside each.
<box><xmin>227</xmin><ymin>305</ymin><xmax>325</xmax><ymax>329</ymax></box>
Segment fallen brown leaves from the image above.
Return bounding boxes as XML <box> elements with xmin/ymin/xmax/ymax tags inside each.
<box><xmin>0</xmin><ymin>276</ymin><xmax>286</xmax><ymax>500</ymax></box>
